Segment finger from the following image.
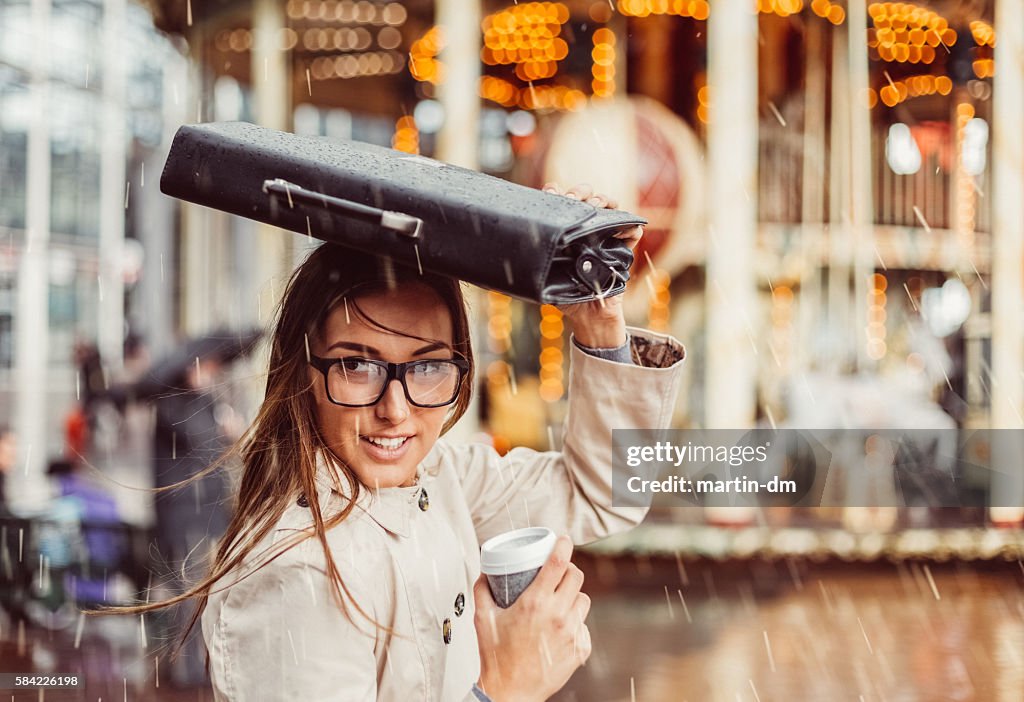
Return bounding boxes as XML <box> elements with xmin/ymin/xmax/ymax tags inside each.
<box><xmin>566</xmin><ymin>183</ymin><xmax>594</xmax><ymax>201</ymax></box>
<box><xmin>553</xmin><ymin>563</ymin><xmax>585</xmax><ymax>611</ymax></box>
<box><xmin>604</xmin><ymin>196</ymin><xmax>619</xmax><ymax>209</ymax></box>
<box><xmin>612</xmin><ymin>225</ymin><xmax>643</xmax><ymax>240</ymax></box>
<box><xmin>585</xmin><ymin>195</ymin><xmax>608</xmax><ymax>208</ymax></box>
<box><xmin>542</xmin><ymin>182</ymin><xmax>563</xmax><ymax>195</ymax></box>
<box><xmin>529</xmin><ymin>535</ymin><xmax>573</xmax><ymax>594</ymax></box>
<box><xmin>572</xmin><ymin>591</ymin><xmax>591</xmax><ymax>624</ymax></box>
<box><xmin>552</xmin><ymin>564</ymin><xmax>585</xmax><ymax>601</ymax></box>
<box><xmin>571</xmin><ymin>604</ymin><xmax>591</xmax><ymax>646</ymax></box>
<box><xmin>613</xmin><ymin>225</ymin><xmax>644</xmax><ymax>251</ymax></box>
<box><xmin>577</xmin><ymin>623</ymin><xmax>593</xmax><ymax>664</ymax></box>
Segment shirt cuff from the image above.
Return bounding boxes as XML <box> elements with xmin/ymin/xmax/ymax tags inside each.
<box><xmin>571</xmin><ymin>334</ymin><xmax>634</xmax><ymax>365</ymax></box>
<box><xmin>471</xmin><ymin>683</ymin><xmax>494</xmax><ymax>702</ymax></box>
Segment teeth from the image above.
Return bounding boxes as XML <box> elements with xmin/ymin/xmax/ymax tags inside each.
<box><xmin>366</xmin><ymin>436</ymin><xmax>407</xmax><ymax>449</ymax></box>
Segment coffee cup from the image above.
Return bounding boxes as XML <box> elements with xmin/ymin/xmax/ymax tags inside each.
<box><xmin>480</xmin><ymin>527</ymin><xmax>558</xmax><ymax>608</ymax></box>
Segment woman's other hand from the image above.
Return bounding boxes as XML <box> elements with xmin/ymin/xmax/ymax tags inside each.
<box><xmin>542</xmin><ymin>182</ymin><xmax>642</xmax><ymax>349</ymax></box>
<box><xmin>474</xmin><ymin>535</ymin><xmax>592</xmax><ymax>702</ymax></box>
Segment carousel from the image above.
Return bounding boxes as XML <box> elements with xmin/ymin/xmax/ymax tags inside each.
<box><xmin>144</xmin><ymin>0</ymin><xmax>1024</xmax><ymax>561</ymax></box>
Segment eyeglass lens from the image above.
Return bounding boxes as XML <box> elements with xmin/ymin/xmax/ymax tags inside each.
<box><xmin>327</xmin><ymin>358</ymin><xmax>461</xmax><ymax>406</ymax></box>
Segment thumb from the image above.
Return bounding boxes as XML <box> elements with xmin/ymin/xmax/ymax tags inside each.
<box><xmin>473</xmin><ymin>573</ymin><xmax>495</xmax><ymax>613</ymax></box>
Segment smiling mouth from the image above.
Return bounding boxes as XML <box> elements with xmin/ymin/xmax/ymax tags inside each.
<box><xmin>362</xmin><ymin>435</ymin><xmax>412</xmax><ymax>450</ymax></box>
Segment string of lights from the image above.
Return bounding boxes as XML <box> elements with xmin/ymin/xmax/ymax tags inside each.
<box><xmin>591</xmin><ymin>27</ymin><xmax>616</xmax><ymax>99</ymax></box>
<box><xmin>538</xmin><ymin>304</ymin><xmax>564</xmax><ymax>402</ymax></box>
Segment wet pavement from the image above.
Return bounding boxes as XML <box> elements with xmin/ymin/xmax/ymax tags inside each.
<box><xmin>2</xmin><ymin>557</ymin><xmax>1022</xmax><ymax>701</ymax></box>
<box><xmin>557</xmin><ymin>556</ymin><xmax>1024</xmax><ymax>702</ymax></box>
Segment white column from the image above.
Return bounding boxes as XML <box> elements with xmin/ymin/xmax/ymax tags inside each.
<box><xmin>799</xmin><ymin>19</ymin><xmax>826</xmax><ymax>372</ymax></box>
<box><xmin>435</xmin><ymin>0</ymin><xmax>481</xmax><ymax>169</ymax></box>
<box><xmin>140</xmin><ymin>49</ymin><xmax>189</xmax><ymax>352</ymax></box>
<box><xmin>990</xmin><ymin>0</ymin><xmax>1024</xmax><ymax>523</ymax></box>
<box><xmin>181</xmin><ymin>194</ymin><xmax>213</xmax><ymax>335</ymax></box>
<box><xmin>828</xmin><ymin>25</ymin><xmax>852</xmax><ymax>369</ymax></box>
<box><xmin>252</xmin><ymin>0</ymin><xmax>289</xmax><ymax>132</ymax></box>
<box><xmin>434</xmin><ymin>0</ymin><xmax>482</xmax><ymax>444</ymax></box>
<box><xmin>848</xmin><ymin>0</ymin><xmax>874</xmax><ymax>371</ymax></box>
<box><xmin>98</xmin><ymin>0</ymin><xmax>127</xmax><ymax>368</ymax></box>
<box><xmin>252</xmin><ymin>0</ymin><xmax>292</xmax><ymax>318</ymax></box>
<box><xmin>705</xmin><ymin>0</ymin><xmax>758</xmax><ymax>428</ymax></box>
<box><xmin>12</xmin><ymin>0</ymin><xmax>52</xmax><ymax>510</ymax></box>
<box><xmin>180</xmin><ymin>28</ymin><xmax>212</xmax><ymax>335</ymax></box>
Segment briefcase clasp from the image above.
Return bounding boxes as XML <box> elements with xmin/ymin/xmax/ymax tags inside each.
<box><xmin>262</xmin><ymin>178</ymin><xmax>422</xmax><ymax>239</ymax></box>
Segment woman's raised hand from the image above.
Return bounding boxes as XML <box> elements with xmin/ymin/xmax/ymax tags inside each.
<box><xmin>542</xmin><ymin>182</ymin><xmax>642</xmax><ymax>350</ymax></box>
<box><xmin>474</xmin><ymin>535</ymin><xmax>592</xmax><ymax>702</ymax></box>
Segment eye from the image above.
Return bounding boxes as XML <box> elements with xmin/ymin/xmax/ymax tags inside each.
<box><xmin>412</xmin><ymin>360</ymin><xmax>447</xmax><ymax>376</ymax></box>
<box><xmin>337</xmin><ymin>357</ymin><xmax>378</xmax><ymax>374</ymax></box>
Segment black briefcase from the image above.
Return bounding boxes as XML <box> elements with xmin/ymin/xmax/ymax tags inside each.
<box><xmin>159</xmin><ymin>121</ymin><xmax>644</xmax><ymax>304</ymax></box>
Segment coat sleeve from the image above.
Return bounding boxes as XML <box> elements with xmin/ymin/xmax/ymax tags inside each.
<box><xmin>445</xmin><ymin>327</ymin><xmax>685</xmax><ymax>546</ymax></box>
<box><xmin>207</xmin><ymin>553</ymin><xmax>380</xmax><ymax>701</ymax></box>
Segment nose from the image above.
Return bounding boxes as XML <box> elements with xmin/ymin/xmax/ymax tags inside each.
<box><xmin>375</xmin><ymin>378</ymin><xmax>410</xmax><ymax>424</ymax></box>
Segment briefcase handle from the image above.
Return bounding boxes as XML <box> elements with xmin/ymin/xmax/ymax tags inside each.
<box><xmin>262</xmin><ymin>178</ymin><xmax>423</xmax><ymax>239</ymax></box>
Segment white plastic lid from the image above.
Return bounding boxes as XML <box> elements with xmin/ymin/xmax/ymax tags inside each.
<box><xmin>480</xmin><ymin>527</ymin><xmax>557</xmax><ymax>576</ymax></box>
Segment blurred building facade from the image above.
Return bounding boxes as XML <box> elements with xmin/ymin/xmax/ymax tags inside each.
<box><xmin>0</xmin><ymin>0</ymin><xmax>188</xmax><ymax>505</ymax></box>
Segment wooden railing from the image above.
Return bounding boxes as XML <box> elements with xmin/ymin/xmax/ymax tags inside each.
<box><xmin>757</xmin><ymin>123</ymin><xmax>992</xmax><ymax>233</ymax></box>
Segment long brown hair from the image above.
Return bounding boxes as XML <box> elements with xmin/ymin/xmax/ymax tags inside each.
<box><xmin>91</xmin><ymin>243</ymin><xmax>475</xmax><ymax>652</ymax></box>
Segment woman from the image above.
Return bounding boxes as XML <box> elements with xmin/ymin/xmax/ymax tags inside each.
<box><xmin>115</xmin><ymin>184</ymin><xmax>685</xmax><ymax>701</ymax></box>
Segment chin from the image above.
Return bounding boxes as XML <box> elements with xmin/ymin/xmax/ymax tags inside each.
<box><xmin>357</xmin><ymin>464</ymin><xmax>419</xmax><ymax>489</ymax></box>
<box><xmin>348</xmin><ymin>449</ymin><xmax>421</xmax><ymax>489</ymax></box>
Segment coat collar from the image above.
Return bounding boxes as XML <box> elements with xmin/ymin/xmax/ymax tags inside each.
<box><xmin>311</xmin><ymin>449</ymin><xmax>433</xmax><ymax>538</ymax></box>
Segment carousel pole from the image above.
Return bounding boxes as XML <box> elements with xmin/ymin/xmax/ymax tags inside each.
<box><xmin>844</xmin><ymin>0</ymin><xmax>897</xmax><ymax>532</ymax></box>
<box><xmin>704</xmin><ymin>0</ymin><xmax>758</xmax><ymax>525</ymax></box>
<box><xmin>705</xmin><ymin>0</ymin><xmax>758</xmax><ymax>429</ymax></box>
<box><xmin>847</xmin><ymin>0</ymin><xmax>874</xmax><ymax>372</ymax></box>
<box><xmin>989</xmin><ymin>0</ymin><xmax>1024</xmax><ymax>525</ymax></box>
<box><xmin>799</xmin><ymin>19</ymin><xmax>826</xmax><ymax>372</ymax></box>
<box><xmin>436</xmin><ymin>0</ymin><xmax>481</xmax><ymax>170</ymax></box>
<box><xmin>828</xmin><ymin>19</ymin><xmax>852</xmax><ymax>371</ymax></box>
<box><xmin>435</xmin><ymin>0</ymin><xmax>482</xmax><ymax>443</ymax></box>
<box><xmin>252</xmin><ymin>0</ymin><xmax>293</xmax><ymax>313</ymax></box>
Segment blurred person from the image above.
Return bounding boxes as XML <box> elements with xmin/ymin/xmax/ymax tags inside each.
<box><xmin>85</xmin><ymin>334</ymin><xmax>154</xmax><ymax>462</ymax></box>
<box><xmin>45</xmin><ymin>459</ymin><xmax>125</xmax><ymax>604</ymax></box>
<box><xmin>28</xmin><ymin>458</ymin><xmax>126</xmax><ymax>628</ymax></box>
<box><xmin>73</xmin><ymin>341</ymin><xmax>106</xmax><ymax>429</ymax></box>
<box><xmin>149</xmin><ymin>352</ymin><xmax>240</xmax><ymax>687</ymax></box>
<box><xmin>32</xmin><ymin>462</ymin><xmax>83</xmax><ymax>616</ymax></box>
<box><xmin>63</xmin><ymin>403</ymin><xmax>90</xmax><ymax>460</ymax></box>
<box><xmin>112</xmin><ymin>333</ymin><xmax>156</xmax><ymax>525</ymax></box>
<box><xmin>94</xmin><ymin>185</ymin><xmax>686</xmax><ymax>701</ymax></box>
<box><xmin>0</xmin><ymin>426</ymin><xmax>15</xmax><ymax>517</ymax></box>
<box><xmin>0</xmin><ymin>426</ymin><xmax>30</xmax><ymax>629</ymax></box>
<box><xmin>121</xmin><ymin>333</ymin><xmax>152</xmax><ymax>380</ymax></box>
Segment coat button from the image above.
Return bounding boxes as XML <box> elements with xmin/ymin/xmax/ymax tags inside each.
<box><xmin>297</xmin><ymin>493</ymin><xmax>309</xmax><ymax>508</ymax></box>
<box><xmin>418</xmin><ymin>488</ymin><xmax>430</xmax><ymax>511</ymax></box>
<box><xmin>454</xmin><ymin>593</ymin><xmax>465</xmax><ymax>617</ymax></box>
<box><xmin>442</xmin><ymin>617</ymin><xmax>452</xmax><ymax>644</ymax></box>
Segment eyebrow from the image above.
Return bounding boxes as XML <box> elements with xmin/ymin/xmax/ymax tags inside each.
<box><xmin>325</xmin><ymin>340</ymin><xmax>449</xmax><ymax>356</ymax></box>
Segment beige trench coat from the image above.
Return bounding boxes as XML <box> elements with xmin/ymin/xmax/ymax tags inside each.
<box><xmin>202</xmin><ymin>327</ymin><xmax>685</xmax><ymax>701</ymax></box>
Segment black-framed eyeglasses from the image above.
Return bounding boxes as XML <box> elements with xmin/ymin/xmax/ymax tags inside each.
<box><xmin>309</xmin><ymin>355</ymin><xmax>470</xmax><ymax>408</ymax></box>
